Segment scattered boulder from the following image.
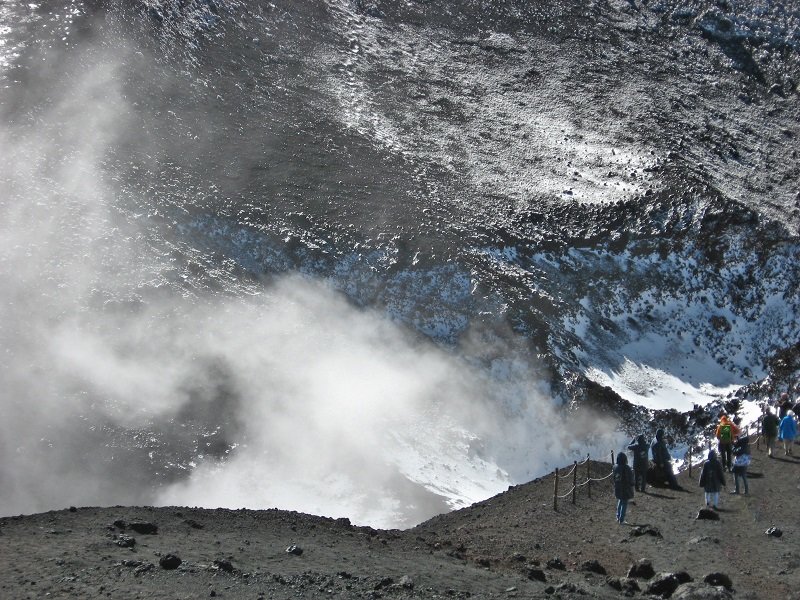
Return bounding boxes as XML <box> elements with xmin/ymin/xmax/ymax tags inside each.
<box><xmin>703</xmin><ymin>572</ymin><xmax>733</xmax><ymax>590</ymax></box>
<box><xmin>213</xmin><ymin>559</ymin><xmax>234</xmax><ymax>573</ymax></box>
<box><xmin>526</xmin><ymin>568</ymin><xmax>547</xmax><ymax>582</ymax></box>
<box><xmin>555</xmin><ymin>582</ymin><xmax>586</xmax><ymax>595</ymax></box>
<box><xmin>286</xmin><ymin>545</ymin><xmax>303</xmax><ymax>556</ymax></box>
<box><xmin>183</xmin><ymin>519</ymin><xmax>204</xmax><ymax>529</ymax></box>
<box><xmin>116</xmin><ymin>535</ymin><xmax>136</xmax><ymax>548</ymax></box>
<box><xmin>627</xmin><ymin>558</ymin><xmax>655</xmax><ymax>579</ymax></box>
<box><xmin>159</xmin><ymin>554</ymin><xmax>182</xmax><ymax>570</ymax></box>
<box><xmin>646</xmin><ymin>572</ymin><xmax>692</xmax><ymax>598</ymax></box>
<box><xmin>129</xmin><ymin>522</ymin><xmax>158</xmax><ymax>535</ymax></box>
<box><xmin>398</xmin><ymin>575</ymin><xmax>414</xmax><ymax>589</ymax></box>
<box><xmin>765</xmin><ymin>527</ymin><xmax>783</xmax><ymax>538</ymax></box>
<box><xmin>546</xmin><ymin>557</ymin><xmax>566</xmax><ymax>570</ymax></box>
<box><xmin>673</xmin><ymin>582</ymin><xmax>733</xmax><ymax>599</ymax></box>
<box><xmin>630</xmin><ymin>525</ymin><xmax>663</xmax><ymax>538</ymax></box>
<box><xmin>696</xmin><ymin>508</ymin><xmax>720</xmax><ymax>521</ymax></box>
<box><xmin>579</xmin><ymin>559</ymin><xmax>607</xmax><ymax>575</ymax></box>
<box><xmin>688</xmin><ymin>536</ymin><xmax>720</xmax><ymax>545</ymax></box>
<box><xmin>606</xmin><ymin>576</ymin><xmax>640</xmax><ymax>596</ymax></box>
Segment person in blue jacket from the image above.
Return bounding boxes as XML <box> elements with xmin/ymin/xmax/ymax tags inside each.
<box><xmin>779</xmin><ymin>411</ymin><xmax>797</xmax><ymax>456</ymax></box>
<box><xmin>613</xmin><ymin>452</ymin><xmax>635</xmax><ymax>524</ymax></box>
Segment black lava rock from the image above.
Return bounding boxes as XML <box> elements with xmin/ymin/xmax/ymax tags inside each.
<box><xmin>765</xmin><ymin>527</ymin><xmax>783</xmax><ymax>537</ymax></box>
<box><xmin>129</xmin><ymin>522</ymin><xmax>158</xmax><ymax>535</ymax></box>
<box><xmin>703</xmin><ymin>572</ymin><xmax>733</xmax><ymax>590</ymax></box>
<box><xmin>116</xmin><ymin>535</ymin><xmax>136</xmax><ymax>548</ymax></box>
<box><xmin>696</xmin><ymin>508</ymin><xmax>720</xmax><ymax>521</ymax></box>
<box><xmin>286</xmin><ymin>544</ymin><xmax>303</xmax><ymax>556</ymax></box>
<box><xmin>213</xmin><ymin>559</ymin><xmax>234</xmax><ymax>573</ymax></box>
<box><xmin>527</xmin><ymin>568</ymin><xmax>547</xmax><ymax>582</ymax></box>
<box><xmin>579</xmin><ymin>559</ymin><xmax>607</xmax><ymax>575</ymax></box>
<box><xmin>627</xmin><ymin>558</ymin><xmax>656</xmax><ymax>579</ymax></box>
<box><xmin>646</xmin><ymin>573</ymin><xmax>682</xmax><ymax>598</ymax></box>
<box><xmin>546</xmin><ymin>557</ymin><xmax>566</xmax><ymax>570</ymax></box>
<box><xmin>630</xmin><ymin>525</ymin><xmax>663</xmax><ymax>538</ymax></box>
<box><xmin>159</xmin><ymin>554</ymin><xmax>182</xmax><ymax>570</ymax></box>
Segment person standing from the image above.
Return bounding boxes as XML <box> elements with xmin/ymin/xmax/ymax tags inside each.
<box><xmin>613</xmin><ymin>452</ymin><xmax>635</xmax><ymax>524</ymax></box>
<box><xmin>698</xmin><ymin>450</ymin><xmax>725</xmax><ymax>509</ymax></box>
<box><xmin>715</xmin><ymin>414</ymin><xmax>740</xmax><ymax>471</ymax></box>
<box><xmin>651</xmin><ymin>428</ymin><xmax>681</xmax><ymax>490</ymax></box>
<box><xmin>730</xmin><ymin>435</ymin><xmax>751</xmax><ymax>495</ymax></box>
<box><xmin>627</xmin><ymin>434</ymin><xmax>650</xmax><ymax>492</ymax></box>
<box><xmin>778</xmin><ymin>392</ymin><xmax>791</xmax><ymax>419</ymax></box>
<box><xmin>761</xmin><ymin>406</ymin><xmax>780</xmax><ymax>458</ymax></box>
<box><xmin>779</xmin><ymin>411</ymin><xmax>797</xmax><ymax>456</ymax></box>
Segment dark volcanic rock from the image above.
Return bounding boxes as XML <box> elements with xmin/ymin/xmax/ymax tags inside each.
<box><xmin>765</xmin><ymin>527</ymin><xmax>783</xmax><ymax>537</ymax></box>
<box><xmin>286</xmin><ymin>544</ymin><xmax>303</xmax><ymax>556</ymax></box>
<box><xmin>116</xmin><ymin>534</ymin><xmax>136</xmax><ymax>548</ymax></box>
<box><xmin>159</xmin><ymin>554</ymin><xmax>182</xmax><ymax>570</ymax></box>
<box><xmin>526</xmin><ymin>568</ymin><xmax>547</xmax><ymax>582</ymax></box>
<box><xmin>696</xmin><ymin>508</ymin><xmax>720</xmax><ymax>521</ymax></box>
<box><xmin>703</xmin><ymin>572</ymin><xmax>733</xmax><ymax>590</ymax></box>
<box><xmin>546</xmin><ymin>557</ymin><xmax>566</xmax><ymax>570</ymax></box>
<box><xmin>579</xmin><ymin>559</ymin><xmax>607</xmax><ymax>575</ymax></box>
<box><xmin>627</xmin><ymin>558</ymin><xmax>656</xmax><ymax>579</ymax></box>
<box><xmin>673</xmin><ymin>582</ymin><xmax>733</xmax><ymax>599</ymax></box>
<box><xmin>607</xmin><ymin>576</ymin><xmax>640</xmax><ymax>596</ymax></box>
<box><xmin>630</xmin><ymin>525</ymin><xmax>663</xmax><ymax>538</ymax></box>
<box><xmin>213</xmin><ymin>559</ymin><xmax>234</xmax><ymax>573</ymax></box>
<box><xmin>129</xmin><ymin>522</ymin><xmax>158</xmax><ymax>535</ymax></box>
<box><xmin>647</xmin><ymin>572</ymin><xmax>693</xmax><ymax>598</ymax></box>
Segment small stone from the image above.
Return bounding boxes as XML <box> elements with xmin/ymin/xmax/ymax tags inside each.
<box><xmin>646</xmin><ymin>573</ymin><xmax>681</xmax><ymax>597</ymax></box>
<box><xmin>546</xmin><ymin>557</ymin><xmax>566</xmax><ymax>570</ymax></box>
<box><xmin>765</xmin><ymin>527</ymin><xmax>783</xmax><ymax>537</ymax></box>
<box><xmin>579</xmin><ymin>559</ymin><xmax>607</xmax><ymax>575</ymax></box>
<box><xmin>527</xmin><ymin>568</ymin><xmax>547</xmax><ymax>582</ymax></box>
<box><xmin>673</xmin><ymin>582</ymin><xmax>733</xmax><ymax>599</ymax></box>
<box><xmin>630</xmin><ymin>525</ymin><xmax>663</xmax><ymax>538</ymax></box>
<box><xmin>703</xmin><ymin>572</ymin><xmax>733</xmax><ymax>590</ymax></box>
<box><xmin>213</xmin><ymin>559</ymin><xmax>234</xmax><ymax>573</ymax></box>
<box><xmin>696</xmin><ymin>508</ymin><xmax>720</xmax><ymax>521</ymax></box>
<box><xmin>159</xmin><ymin>554</ymin><xmax>182</xmax><ymax>570</ymax></box>
<box><xmin>399</xmin><ymin>575</ymin><xmax>414</xmax><ymax>589</ymax></box>
<box><xmin>286</xmin><ymin>545</ymin><xmax>303</xmax><ymax>556</ymax></box>
<box><xmin>68</xmin><ymin>506</ymin><xmax>77</xmax><ymax>512</ymax></box>
<box><xmin>129</xmin><ymin>522</ymin><xmax>158</xmax><ymax>535</ymax></box>
<box><xmin>116</xmin><ymin>535</ymin><xmax>136</xmax><ymax>548</ymax></box>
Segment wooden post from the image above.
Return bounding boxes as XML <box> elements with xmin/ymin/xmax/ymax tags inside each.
<box><xmin>611</xmin><ymin>450</ymin><xmax>615</xmax><ymax>466</ymax></box>
<box><xmin>587</xmin><ymin>453</ymin><xmax>592</xmax><ymax>499</ymax></box>
<box><xmin>757</xmin><ymin>419</ymin><xmax>761</xmax><ymax>451</ymax></box>
<box><xmin>688</xmin><ymin>447</ymin><xmax>692</xmax><ymax>478</ymax></box>
<box><xmin>572</xmin><ymin>461</ymin><xmax>577</xmax><ymax>505</ymax></box>
<box><xmin>553</xmin><ymin>467</ymin><xmax>559</xmax><ymax>511</ymax></box>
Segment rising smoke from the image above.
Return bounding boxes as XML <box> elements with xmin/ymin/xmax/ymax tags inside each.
<box><xmin>0</xmin><ymin>5</ymin><xmax>623</xmax><ymax>528</ymax></box>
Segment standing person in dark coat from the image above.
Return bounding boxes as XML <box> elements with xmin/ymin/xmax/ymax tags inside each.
<box><xmin>730</xmin><ymin>435</ymin><xmax>750</xmax><ymax>495</ymax></box>
<box><xmin>698</xmin><ymin>450</ymin><xmax>725</xmax><ymax>509</ymax></box>
<box><xmin>651</xmin><ymin>428</ymin><xmax>681</xmax><ymax>490</ymax></box>
<box><xmin>761</xmin><ymin>406</ymin><xmax>780</xmax><ymax>458</ymax></box>
<box><xmin>778</xmin><ymin>392</ymin><xmax>791</xmax><ymax>419</ymax></box>
<box><xmin>613</xmin><ymin>452</ymin><xmax>635</xmax><ymax>524</ymax></box>
<box><xmin>627</xmin><ymin>434</ymin><xmax>649</xmax><ymax>492</ymax></box>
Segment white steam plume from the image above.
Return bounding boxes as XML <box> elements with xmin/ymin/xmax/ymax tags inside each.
<box><xmin>0</xmin><ymin>23</ymin><xmax>623</xmax><ymax>529</ymax></box>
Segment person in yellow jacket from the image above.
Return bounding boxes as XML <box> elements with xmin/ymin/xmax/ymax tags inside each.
<box><xmin>715</xmin><ymin>413</ymin><xmax>740</xmax><ymax>471</ymax></box>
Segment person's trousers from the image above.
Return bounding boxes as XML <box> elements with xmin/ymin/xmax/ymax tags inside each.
<box><xmin>634</xmin><ymin>467</ymin><xmax>648</xmax><ymax>492</ymax></box>
<box><xmin>704</xmin><ymin>491</ymin><xmax>720</xmax><ymax>507</ymax></box>
<box><xmin>616</xmin><ymin>499</ymin><xmax>628</xmax><ymax>523</ymax></box>
<box><xmin>765</xmin><ymin>435</ymin><xmax>776</xmax><ymax>456</ymax></box>
<box><xmin>732</xmin><ymin>467</ymin><xmax>749</xmax><ymax>494</ymax></box>
<box><xmin>718</xmin><ymin>442</ymin><xmax>733</xmax><ymax>470</ymax></box>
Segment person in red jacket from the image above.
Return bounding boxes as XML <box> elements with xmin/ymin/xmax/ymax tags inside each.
<box><xmin>715</xmin><ymin>413</ymin><xmax>740</xmax><ymax>472</ymax></box>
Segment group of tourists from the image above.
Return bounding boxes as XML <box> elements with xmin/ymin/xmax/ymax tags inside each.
<box><xmin>611</xmin><ymin>391</ymin><xmax>800</xmax><ymax>523</ymax></box>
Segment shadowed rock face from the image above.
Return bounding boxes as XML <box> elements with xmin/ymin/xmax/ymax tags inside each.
<box><xmin>0</xmin><ymin>0</ymin><xmax>798</xmax><ymax>522</ymax></box>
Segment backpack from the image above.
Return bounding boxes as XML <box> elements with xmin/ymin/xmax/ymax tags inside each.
<box><xmin>719</xmin><ymin>424</ymin><xmax>732</xmax><ymax>443</ymax></box>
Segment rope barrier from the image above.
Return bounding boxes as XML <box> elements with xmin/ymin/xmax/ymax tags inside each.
<box><xmin>559</xmin><ymin>464</ymin><xmax>577</xmax><ymax>479</ymax></box>
<box><xmin>551</xmin><ymin>423</ymin><xmax>772</xmax><ymax>511</ymax></box>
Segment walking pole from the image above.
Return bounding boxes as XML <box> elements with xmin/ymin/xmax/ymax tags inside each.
<box><xmin>554</xmin><ymin>468</ymin><xmax>559</xmax><ymax>511</ymax></box>
<box><xmin>572</xmin><ymin>461</ymin><xmax>577</xmax><ymax>505</ymax></box>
